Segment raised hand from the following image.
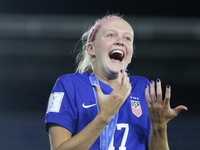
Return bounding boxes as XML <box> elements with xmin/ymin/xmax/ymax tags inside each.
<box><xmin>145</xmin><ymin>79</ymin><xmax>188</xmax><ymax>128</ymax></box>
<box><xmin>92</xmin><ymin>70</ymin><xmax>132</xmax><ymax>124</ymax></box>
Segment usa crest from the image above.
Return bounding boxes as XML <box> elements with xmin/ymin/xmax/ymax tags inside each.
<box><xmin>131</xmin><ymin>100</ymin><xmax>142</xmax><ymax>117</ymax></box>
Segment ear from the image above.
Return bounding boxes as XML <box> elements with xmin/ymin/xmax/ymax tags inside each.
<box><xmin>86</xmin><ymin>42</ymin><xmax>95</xmax><ymax>56</ymax></box>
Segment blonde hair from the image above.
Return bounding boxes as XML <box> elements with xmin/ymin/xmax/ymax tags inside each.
<box><xmin>75</xmin><ymin>14</ymin><xmax>123</xmax><ymax>74</ymax></box>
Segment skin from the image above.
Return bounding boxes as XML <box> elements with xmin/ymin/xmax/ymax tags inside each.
<box><xmin>87</xmin><ymin>19</ymin><xmax>134</xmax><ymax>88</ymax></box>
<box><xmin>48</xmin><ymin>70</ymin><xmax>131</xmax><ymax>150</ymax></box>
<box><xmin>48</xmin><ymin>18</ymin><xmax>188</xmax><ymax>150</ymax></box>
<box><xmin>146</xmin><ymin>80</ymin><xmax>187</xmax><ymax>150</ymax></box>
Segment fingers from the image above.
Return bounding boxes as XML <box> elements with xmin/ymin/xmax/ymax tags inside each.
<box><xmin>116</xmin><ymin>69</ymin><xmax>124</xmax><ymax>87</ymax></box>
<box><xmin>148</xmin><ymin>79</ymin><xmax>167</xmax><ymax>107</ymax></box>
<box><xmin>156</xmin><ymin>79</ymin><xmax>162</xmax><ymax>104</ymax></box>
<box><xmin>115</xmin><ymin>69</ymin><xmax>130</xmax><ymax>90</ymax></box>
<box><xmin>120</xmin><ymin>70</ymin><xmax>132</xmax><ymax>97</ymax></box>
<box><xmin>173</xmin><ymin>105</ymin><xmax>188</xmax><ymax>114</ymax></box>
<box><xmin>113</xmin><ymin>69</ymin><xmax>131</xmax><ymax>101</ymax></box>
<box><xmin>166</xmin><ymin>85</ymin><xmax>188</xmax><ymax>115</ymax></box>
<box><xmin>145</xmin><ymin>85</ymin><xmax>151</xmax><ymax>109</ymax></box>
<box><xmin>146</xmin><ymin>79</ymin><xmax>188</xmax><ymax>126</ymax></box>
<box><xmin>94</xmin><ymin>69</ymin><xmax>131</xmax><ymax>103</ymax></box>
<box><xmin>164</xmin><ymin>85</ymin><xmax>171</xmax><ymax>106</ymax></box>
<box><xmin>92</xmin><ymin>84</ymin><xmax>103</xmax><ymax>98</ymax></box>
<box><xmin>150</xmin><ymin>80</ymin><xmax>157</xmax><ymax>109</ymax></box>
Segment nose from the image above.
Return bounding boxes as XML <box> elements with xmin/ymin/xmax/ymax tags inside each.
<box><xmin>115</xmin><ymin>38</ymin><xmax>124</xmax><ymax>46</ymax></box>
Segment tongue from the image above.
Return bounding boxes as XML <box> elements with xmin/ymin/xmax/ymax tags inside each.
<box><xmin>110</xmin><ymin>58</ymin><xmax>121</xmax><ymax>63</ymax></box>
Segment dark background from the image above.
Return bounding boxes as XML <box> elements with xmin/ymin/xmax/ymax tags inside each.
<box><xmin>0</xmin><ymin>0</ymin><xmax>199</xmax><ymax>149</ymax></box>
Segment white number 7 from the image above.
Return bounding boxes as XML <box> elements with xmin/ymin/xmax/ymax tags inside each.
<box><xmin>108</xmin><ymin>123</ymin><xmax>129</xmax><ymax>150</ymax></box>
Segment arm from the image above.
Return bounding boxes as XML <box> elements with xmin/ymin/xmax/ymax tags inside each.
<box><xmin>48</xmin><ymin>71</ymin><xmax>131</xmax><ymax>150</ymax></box>
<box><xmin>145</xmin><ymin>79</ymin><xmax>187</xmax><ymax>150</ymax></box>
<box><xmin>49</xmin><ymin>114</ymin><xmax>108</xmax><ymax>150</ymax></box>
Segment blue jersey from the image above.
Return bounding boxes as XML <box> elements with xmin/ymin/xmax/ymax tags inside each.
<box><xmin>45</xmin><ymin>71</ymin><xmax>151</xmax><ymax>150</ymax></box>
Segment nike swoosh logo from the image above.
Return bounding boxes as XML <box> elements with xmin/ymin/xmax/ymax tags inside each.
<box><xmin>82</xmin><ymin>103</ymin><xmax>97</xmax><ymax>108</ymax></box>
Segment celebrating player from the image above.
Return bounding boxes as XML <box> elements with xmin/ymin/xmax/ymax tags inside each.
<box><xmin>45</xmin><ymin>14</ymin><xmax>187</xmax><ymax>150</ymax></box>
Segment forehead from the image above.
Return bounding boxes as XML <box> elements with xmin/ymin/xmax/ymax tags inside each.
<box><xmin>98</xmin><ymin>19</ymin><xmax>133</xmax><ymax>35</ymax></box>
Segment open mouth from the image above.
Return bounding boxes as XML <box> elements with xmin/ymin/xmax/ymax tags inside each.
<box><xmin>109</xmin><ymin>50</ymin><xmax>124</xmax><ymax>62</ymax></box>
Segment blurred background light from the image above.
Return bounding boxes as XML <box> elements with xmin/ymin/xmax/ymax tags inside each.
<box><xmin>0</xmin><ymin>0</ymin><xmax>199</xmax><ymax>149</ymax></box>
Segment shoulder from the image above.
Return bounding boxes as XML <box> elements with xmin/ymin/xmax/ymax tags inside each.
<box><xmin>56</xmin><ymin>71</ymin><xmax>90</xmax><ymax>84</ymax></box>
<box><xmin>51</xmin><ymin>71</ymin><xmax>90</xmax><ymax>94</ymax></box>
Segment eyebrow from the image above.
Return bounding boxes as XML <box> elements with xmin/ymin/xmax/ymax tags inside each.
<box><xmin>103</xmin><ymin>29</ymin><xmax>133</xmax><ymax>36</ymax></box>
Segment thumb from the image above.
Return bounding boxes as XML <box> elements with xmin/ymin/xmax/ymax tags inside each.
<box><xmin>173</xmin><ymin>105</ymin><xmax>188</xmax><ymax>115</ymax></box>
<box><xmin>92</xmin><ymin>84</ymin><xmax>103</xmax><ymax>97</ymax></box>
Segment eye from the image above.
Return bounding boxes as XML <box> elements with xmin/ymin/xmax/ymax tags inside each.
<box><xmin>124</xmin><ymin>37</ymin><xmax>131</xmax><ymax>41</ymax></box>
<box><xmin>107</xmin><ymin>34</ymin><xmax>114</xmax><ymax>38</ymax></box>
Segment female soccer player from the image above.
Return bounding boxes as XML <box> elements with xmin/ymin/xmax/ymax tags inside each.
<box><xmin>45</xmin><ymin>14</ymin><xmax>187</xmax><ymax>150</ymax></box>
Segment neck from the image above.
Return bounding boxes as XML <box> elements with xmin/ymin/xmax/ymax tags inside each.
<box><xmin>93</xmin><ymin>69</ymin><xmax>118</xmax><ymax>89</ymax></box>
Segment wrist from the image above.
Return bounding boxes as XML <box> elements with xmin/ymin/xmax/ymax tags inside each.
<box><xmin>151</xmin><ymin>123</ymin><xmax>167</xmax><ymax>133</ymax></box>
<box><xmin>96</xmin><ymin>113</ymin><xmax>110</xmax><ymax>126</ymax></box>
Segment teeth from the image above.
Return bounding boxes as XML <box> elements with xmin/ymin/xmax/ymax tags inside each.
<box><xmin>110</xmin><ymin>50</ymin><xmax>124</xmax><ymax>56</ymax></box>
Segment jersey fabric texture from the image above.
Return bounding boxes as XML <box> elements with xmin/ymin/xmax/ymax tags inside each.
<box><xmin>45</xmin><ymin>71</ymin><xmax>151</xmax><ymax>150</ymax></box>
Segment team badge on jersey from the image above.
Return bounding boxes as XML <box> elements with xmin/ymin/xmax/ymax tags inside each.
<box><xmin>131</xmin><ymin>100</ymin><xmax>142</xmax><ymax>117</ymax></box>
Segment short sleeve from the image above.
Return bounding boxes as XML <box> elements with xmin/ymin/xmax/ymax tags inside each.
<box><xmin>45</xmin><ymin>76</ymin><xmax>77</xmax><ymax>135</ymax></box>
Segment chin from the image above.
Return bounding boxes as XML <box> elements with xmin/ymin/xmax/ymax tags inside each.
<box><xmin>108</xmin><ymin>68</ymin><xmax>122</xmax><ymax>74</ymax></box>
